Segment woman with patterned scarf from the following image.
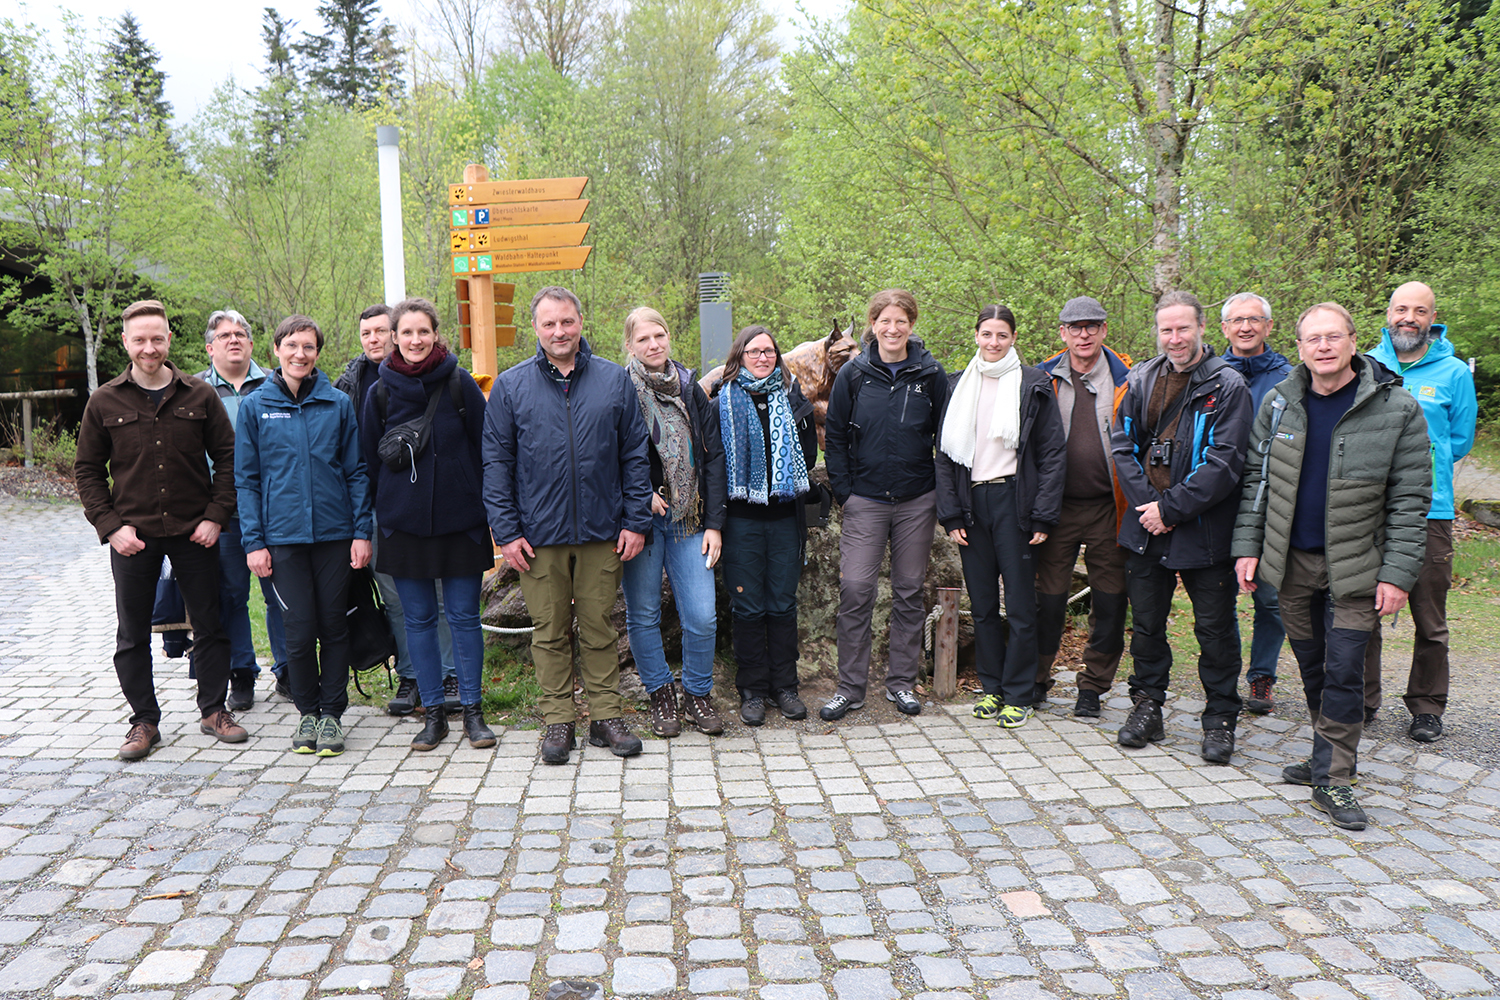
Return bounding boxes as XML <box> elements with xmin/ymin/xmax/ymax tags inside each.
<box><xmin>620</xmin><ymin>307</ymin><xmax>729</xmax><ymax>738</ymax></box>
<box><xmin>935</xmin><ymin>304</ymin><xmax>1067</xmax><ymax>729</ymax></box>
<box><xmin>712</xmin><ymin>325</ymin><xmax>819</xmax><ymax>727</ymax></box>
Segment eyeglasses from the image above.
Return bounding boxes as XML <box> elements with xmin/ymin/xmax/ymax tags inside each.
<box><xmin>743</xmin><ymin>348</ymin><xmax>777</xmax><ymax>359</ymax></box>
<box><xmin>213</xmin><ymin>330</ymin><xmax>251</xmax><ymax>342</ymax></box>
<box><xmin>1300</xmin><ymin>333</ymin><xmax>1350</xmax><ymax>347</ymax></box>
<box><xmin>1225</xmin><ymin>315</ymin><xmax>1269</xmax><ymax>327</ymax></box>
<box><xmin>1063</xmin><ymin>323</ymin><xmax>1103</xmax><ymax>334</ymax></box>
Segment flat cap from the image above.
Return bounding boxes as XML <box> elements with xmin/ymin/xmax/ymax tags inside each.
<box><xmin>1059</xmin><ymin>296</ymin><xmax>1108</xmax><ymax>325</ymax></box>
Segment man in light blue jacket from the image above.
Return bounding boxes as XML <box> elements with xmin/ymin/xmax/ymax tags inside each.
<box><xmin>1366</xmin><ymin>281</ymin><xmax>1477</xmax><ymax>743</ymax></box>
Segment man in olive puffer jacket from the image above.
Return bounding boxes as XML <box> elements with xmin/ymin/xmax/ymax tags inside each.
<box><xmin>1232</xmin><ymin>302</ymin><xmax>1431</xmax><ymax>832</ymax></box>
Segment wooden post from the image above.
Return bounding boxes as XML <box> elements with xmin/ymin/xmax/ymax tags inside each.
<box><xmin>21</xmin><ymin>398</ymin><xmax>33</xmax><ymax>467</ymax></box>
<box><xmin>465</xmin><ymin>163</ymin><xmax>498</xmax><ymax>382</ymax></box>
<box><xmin>934</xmin><ymin>587</ymin><xmax>960</xmax><ymax>699</ymax></box>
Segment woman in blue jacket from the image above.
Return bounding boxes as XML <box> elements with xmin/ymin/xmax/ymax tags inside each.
<box><xmin>362</xmin><ymin>299</ymin><xmax>494</xmax><ymax>751</ymax></box>
<box><xmin>237</xmin><ymin>315</ymin><xmax>373</xmax><ymax>758</ymax></box>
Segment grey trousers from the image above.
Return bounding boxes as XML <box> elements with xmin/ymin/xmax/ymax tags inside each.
<box><xmin>836</xmin><ymin>491</ymin><xmax>938</xmax><ymax>700</ymax></box>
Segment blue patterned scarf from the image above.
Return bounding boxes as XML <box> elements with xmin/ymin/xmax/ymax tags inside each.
<box><xmin>720</xmin><ymin>367</ymin><xmax>809</xmax><ymax>504</ymax></box>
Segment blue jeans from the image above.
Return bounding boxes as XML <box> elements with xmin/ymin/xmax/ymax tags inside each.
<box><xmin>1245</xmin><ymin>576</ymin><xmax>1285</xmax><ymax>682</ymax></box>
<box><xmin>621</xmin><ymin>514</ymin><xmax>718</xmax><ymax>697</ymax></box>
<box><xmin>214</xmin><ymin>519</ymin><xmax>258</xmax><ymax>676</ymax></box>
<box><xmin>371</xmin><ymin>516</ymin><xmax>455</xmax><ymax>681</ymax></box>
<box><xmin>393</xmin><ymin>575</ymin><xmax>485</xmax><ymax>708</ymax></box>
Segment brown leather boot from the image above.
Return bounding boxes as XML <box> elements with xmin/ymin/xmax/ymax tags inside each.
<box><xmin>648</xmin><ymin>684</ymin><xmax>681</xmax><ymax>737</ymax></box>
<box><xmin>683</xmin><ymin>693</ymin><xmax>725</xmax><ymax>735</ymax></box>
<box><xmin>201</xmin><ymin>709</ymin><xmax>249</xmax><ymax>744</ymax></box>
<box><xmin>119</xmin><ymin>721</ymin><xmax>160</xmax><ymax>760</ymax></box>
<box><xmin>540</xmin><ymin>722</ymin><xmax>575</xmax><ymax>764</ymax></box>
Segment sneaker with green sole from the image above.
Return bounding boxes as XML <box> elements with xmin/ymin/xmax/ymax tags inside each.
<box><xmin>997</xmin><ymin>704</ymin><xmax>1034</xmax><ymax>729</ymax></box>
<box><xmin>1311</xmin><ymin>784</ymin><xmax>1368</xmax><ymax>830</ymax></box>
<box><xmin>316</xmin><ymin>716</ymin><xmax>345</xmax><ymax>757</ymax></box>
<box><xmin>972</xmin><ymin>694</ymin><xmax>1001</xmax><ymax>720</ymax></box>
<box><xmin>292</xmin><ymin>714</ymin><xmax>318</xmax><ymax>754</ymax></box>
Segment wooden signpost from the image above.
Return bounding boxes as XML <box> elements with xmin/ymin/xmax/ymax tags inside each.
<box><xmin>449</xmin><ymin>167</ymin><xmax>592</xmax><ymax>381</ymax></box>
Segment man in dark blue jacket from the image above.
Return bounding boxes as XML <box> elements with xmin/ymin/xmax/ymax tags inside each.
<box><xmin>482</xmin><ymin>286</ymin><xmax>654</xmax><ymax>764</ymax></box>
<box><xmin>1111</xmin><ymin>291</ymin><xmax>1253</xmax><ymax>765</ymax></box>
<box><xmin>1219</xmin><ymin>292</ymin><xmax>1293</xmax><ymax>716</ymax></box>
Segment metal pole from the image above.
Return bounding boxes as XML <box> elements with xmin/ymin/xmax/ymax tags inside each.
<box><xmin>375</xmin><ymin>126</ymin><xmax>406</xmax><ymax>305</ymax></box>
<box><xmin>22</xmin><ymin>398</ymin><xmax>33</xmax><ymax>468</ymax></box>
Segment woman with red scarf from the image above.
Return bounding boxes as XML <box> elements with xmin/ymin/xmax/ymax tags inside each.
<box><xmin>362</xmin><ymin>298</ymin><xmax>495</xmax><ymax>751</ymax></box>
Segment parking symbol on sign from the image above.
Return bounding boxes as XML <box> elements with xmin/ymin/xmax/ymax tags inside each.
<box><xmin>475</xmin><ymin>209</ymin><xmax>490</xmax><ymax>225</ymax></box>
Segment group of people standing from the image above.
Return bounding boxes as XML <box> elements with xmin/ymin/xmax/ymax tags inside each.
<box><xmin>76</xmin><ymin>278</ymin><xmax>1473</xmax><ymax>837</ymax></box>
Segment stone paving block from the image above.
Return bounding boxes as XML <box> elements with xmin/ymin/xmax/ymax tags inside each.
<box><xmin>405</xmin><ymin>968</ymin><xmax>465</xmax><ymax>998</ymax></box>
<box><xmin>831</xmin><ymin>968</ymin><xmax>899</xmax><ymax>1000</ymax></box>
<box><xmin>688</xmin><ymin>967</ymin><xmax>750</xmax><ymax>992</ymax></box>
<box><xmin>1343</xmin><ymin>974</ymin><xmax>1424</xmax><ymax>1000</ymax></box>
<box><xmin>127</xmin><ymin>949</ymin><xmax>207</xmax><ymax>985</ymax></box>
<box><xmin>164</xmin><ymin>915</ymin><xmax>233</xmax><ymax>947</ymax></box>
<box><xmin>1415</xmin><ymin>962</ymin><xmax>1491</xmax><ymax>994</ymax></box>
<box><xmin>912</xmin><ymin>955</ymin><xmax>971</xmax><ymax>988</ymax></box>
<box><xmin>243</xmin><ymin>982</ymin><xmax>311</xmax><ymax>1000</ymax></box>
<box><xmin>1088</xmin><ymin>936</ymin><xmax>1160</xmax><ymax>971</ymax></box>
<box><xmin>0</xmin><ymin>946</ymin><xmax>72</xmax><ymax>991</ymax></box>
<box><xmin>319</xmin><ymin>964</ymin><xmax>394</xmax><ymax>990</ymax></box>
<box><xmin>236</xmin><ymin>915</ymin><xmax>290</xmax><ymax>943</ymax></box>
<box><xmin>411</xmin><ymin>933</ymin><xmax>474</xmax><ymax>964</ymax></box>
<box><xmin>483</xmin><ymin>950</ymin><xmax>537</xmax><ymax>983</ymax></box>
<box><xmin>210</xmin><ymin>946</ymin><xmax>270</xmax><ymax>984</ymax></box>
<box><xmin>268</xmin><ymin>943</ymin><xmax>333</xmax><ymax>976</ymax></box>
<box><xmin>612</xmin><ymin>956</ymin><xmax>677</xmax><ymax>995</ymax></box>
<box><xmin>688</xmin><ymin>937</ymin><xmax>748</xmax><ymax>961</ymax></box>
<box><xmin>54</xmin><ymin>961</ymin><xmax>124</xmax><ymax>997</ymax></box>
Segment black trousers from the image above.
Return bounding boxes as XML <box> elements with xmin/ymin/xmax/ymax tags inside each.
<box><xmin>265</xmin><ymin>541</ymin><xmax>351</xmax><ymax>719</ymax></box>
<box><xmin>111</xmin><ymin>534</ymin><xmax>229</xmax><ymax>725</ymax></box>
<box><xmin>1125</xmin><ymin>535</ymin><xmax>1242</xmax><ymax>729</ymax></box>
<box><xmin>959</xmin><ymin>481</ymin><xmax>1038</xmax><ymax>707</ymax></box>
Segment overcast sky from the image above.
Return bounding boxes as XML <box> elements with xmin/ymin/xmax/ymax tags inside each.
<box><xmin>21</xmin><ymin>0</ymin><xmax>852</xmax><ymax>127</ymax></box>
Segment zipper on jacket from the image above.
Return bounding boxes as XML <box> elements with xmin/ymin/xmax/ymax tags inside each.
<box><xmin>565</xmin><ymin>388</ymin><xmax>579</xmax><ymax>544</ymax></box>
<box><xmin>900</xmin><ymin>385</ymin><xmax>910</xmax><ymax>424</ymax></box>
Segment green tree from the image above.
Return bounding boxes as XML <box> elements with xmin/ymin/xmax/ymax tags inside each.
<box><xmin>0</xmin><ymin>15</ymin><xmax>196</xmax><ymax>392</ymax></box>
<box><xmin>104</xmin><ymin>12</ymin><xmax>173</xmax><ymax>138</ymax></box>
<box><xmin>297</xmin><ymin>0</ymin><xmax>404</xmax><ymax>108</ymax></box>
<box><xmin>251</xmin><ymin>8</ymin><xmax>308</xmax><ymax>171</ymax></box>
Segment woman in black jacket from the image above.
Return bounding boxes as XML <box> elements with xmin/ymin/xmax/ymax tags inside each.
<box><xmin>713</xmin><ymin>325</ymin><xmax>819</xmax><ymax>727</ymax></box>
<box><xmin>361</xmin><ymin>298</ymin><xmax>495</xmax><ymax>751</ymax></box>
<box><xmin>935</xmin><ymin>304</ymin><xmax>1067</xmax><ymax>728</ymax></box>
<box><xmin>821</xmin><ymin>289</ymin><xmax>949</xmax><ymax>721</ymax></box>
<box><xmin>620</xmin><ymin>307</ymin><xmax>728</xmax><ymax>738</ymax></box>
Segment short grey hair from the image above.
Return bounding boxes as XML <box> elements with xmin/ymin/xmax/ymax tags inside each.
<box><xmin>1221</xmin><ymin>292</ymin><xmax>1272</xmax><ymax>322</ymax></box>
<box><xmin>206</xmin><ymin>309</ymin><xmax>252</xmax><ymax>343</ymax></box>
<box><xmin>530</xmin><ymin>285</ymin><xmax>583</xmax><ymax>321</ymax></box>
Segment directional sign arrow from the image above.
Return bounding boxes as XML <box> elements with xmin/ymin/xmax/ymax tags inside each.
<box><xmin>448</xmin><ymin>177</ymin><xmax>588</xmax><ymax>206</ymax></box>
<box><xmin>481</xmin><ymin>246</ymin><xmax>593</xmax><ymax>274</ymax></box>
<box><xmin>451</xmin><ymin>223</ymin><xmax>590</xmax><ymax>253</ymax></box>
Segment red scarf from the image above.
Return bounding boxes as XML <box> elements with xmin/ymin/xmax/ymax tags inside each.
<box><xmin>388</xmin><ymin>342</ymin><xmax>448</xmax><ymax>377</ymax></box>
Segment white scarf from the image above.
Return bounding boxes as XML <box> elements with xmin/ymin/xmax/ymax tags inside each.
<box><xmin>940</xmin><ymin>348</ymin><xmax>1023</xmax><ymax>468</ymax></box>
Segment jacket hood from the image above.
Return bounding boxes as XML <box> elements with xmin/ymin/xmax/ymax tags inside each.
<box><xmin>1039</xmin><ymin>345</ymin><xmax>1133</xmax><ymax>386</ymax></box>
<box><xmin>1374</xmin><ymin>323</ymin><xmax>1453</xmax><ymax>367</ymax></box>
<box><xmin>1222</xmin><ymin>348</ymin><xmax>1291</xmax><ymax>378</ymax></box>
<box><xmin>262</xmin><ymin>368</ymin><xmax>338</xmax><ymax>406</ymax></box>
<box><xmin>850</xmin><ymin>336</ymin><xmax>940</xmax><ymax>378</ymax></box>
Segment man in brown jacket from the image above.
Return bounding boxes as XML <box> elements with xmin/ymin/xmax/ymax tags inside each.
<box><xmin>75</xmin><ymin>300</ymin><xmax>251</xmax><ymax>759</ymax></box>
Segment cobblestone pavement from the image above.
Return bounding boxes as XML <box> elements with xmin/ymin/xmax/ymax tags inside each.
<box><xmin>5</xmin><ymin>496</ymin><xmax>1500</xmax><ymax>1000</ymax></box>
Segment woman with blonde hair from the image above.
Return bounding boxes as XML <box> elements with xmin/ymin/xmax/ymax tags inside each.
<box><xmin>619</xmin><ymin>306</ymin><xmax>728</xmax><ymax>736</ymax></box>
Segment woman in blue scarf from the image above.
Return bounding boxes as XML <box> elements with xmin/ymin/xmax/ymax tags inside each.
<box><xmin>713</xmin><ymin>325</ymin><xmax>819</xmax><ymax>727</ymax></box>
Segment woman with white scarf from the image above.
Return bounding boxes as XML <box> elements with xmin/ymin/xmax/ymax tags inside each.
<box><xmin>935</xmin><ymin>304</ymin><xmax>1068</xmax><ymax>728</ymax></box>
<box><xmin>620</xmin><ymin>307</ymin><xmax>728</xmax><ymax>739</ymax></box>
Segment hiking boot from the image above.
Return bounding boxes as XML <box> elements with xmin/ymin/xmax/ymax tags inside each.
<box><xmin>589</xmin><ymin>718</ymin><xmax>643</xmax><ymax>757</ymax></box>
<box><xmin>315</xmin><ymin>716</ymin><xmax>345</xmax><ymax>757</ymax></box>
<box><xmin>462</xmin><ymin>704</ymin><xmax>496</xmax><ymax>748</ymax></box>
<box><xmin>540</xmin><ymin>722</ymin><xmax>575</xmax><ymax>764</ymax></box>
<box><xmin>292</xmin><ymin>714</ymin><xmax>318</xmax><ymax>754</ymax></box>
<box><xmin>1201</xmin><ymin>727</ymin><xmax>1235</xmax><ymax>764</ymax></box>
<box><xmin>274</xmin><ymin>674</ymin><xmax>292</xmax><ymax>700</ymax></box>
<box><xmin>775</xmin><ymin>689</ymin><xmax>808</xmax><ymax>721</ymax></box>
<box><xmin>1284</xmin><ymin>757</ymin><xmax>1359</xmax><ymax>786</ymax></box>
<box><xmin>1073</xmin><ymin>690</ymin><xmax>1101</xmax><ymax>718</ymax></box>
<box><xmin>443</xmin><ymin>675</ymin><xmax>462</xmax><ymax>716</ymax></box>
<box><xmin>1246</xmin><ymin>676</ymin><xmax>1275</xmax><ymax>714</ymax></box>
<box><xmin>998</xmin><ymin>704</ymin><xmax>1034</xmax><ymax>729</ymax></box>
<box><xmin>1311</xmin><ymin>784</ymin><xmax>1368</xmax><ymax>830</ymax></box>
<box><xmin>1364</xmin><ymin>706</ymin><xmax>1378</xmax><ymax>725</ymax></box>
<box><xmin>1118</xmin><ymin>697</ymin><xmax>1165</xmax><ymax>748</ymax></box>
<box><xmin>819</xmin><ymin>694</ymin><xmax>864</xmax><ymax>721</ymax></box>
<box><xmin>227</xmin><ymin>671</ymin><xmax>255</xmax><ymax>712</ymax></box>
<box><xmin>972</xmin><ymin>694</ymin><xmax>1001</xmax><ymax>720</ymax></box>
<box><xmin>739</xmin><ymin>695</ymin><xmax>766</xmax><ymax>727</ymax></box>
<box><xmin>387</xmin><ymin>676</ymin><xmax>420</xmax><ymax>716</ymax></box>
<box><xmin>1409</xmin><ymin>713</ymin><xmax>1442</xmax><ymax>743</ymax></box>
<box><xmin>683</xmin><ymin>693</ymin><xmax>725</xmax><ymax>735</ymax></box>
<box><xmin>411</xmin><ymin>710</ymin><xmax>449</xmax><ymax>751</ymax></box>
<box><xmin>648</xmin><ymin>684</ymin><xmax>681</xmax><ymax>737</ymax></box>
<box><xmin>201</xmin><ymin>709</ymin><xmax>249</xmax><ymax>744</ymax></box>
<box><xmin>887</xmin><ymin>689</ymin><xmax>922</xmax><ymax>716</ymax></box>
<box><xmin>119</xmin><ymin>721</ymin><xmax>160</xmax><ymax>760</ymax></box>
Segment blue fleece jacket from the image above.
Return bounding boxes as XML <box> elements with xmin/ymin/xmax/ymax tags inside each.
<box><xmin>1220</xmin><ymin>348</ymin><xmax>1292</xmax><ymax>412</ymax></box>
<box><xmin>1368</xmin><ymin>325</ymin><xmax>1476</xmax><ymax>520</ymax></box>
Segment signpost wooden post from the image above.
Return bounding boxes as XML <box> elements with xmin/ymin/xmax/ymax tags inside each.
<box><xmin>934</xmin><ymin>588</ymin><xmax>960</xmax><ymax>699</ymax></box>
<box><xmin>450</xmin><ymin>167</ymin><xmax>592</xmax><ymax>382</ymax></box>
